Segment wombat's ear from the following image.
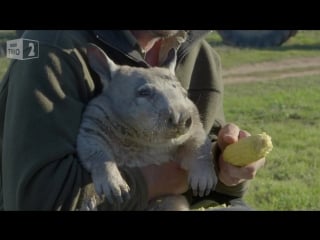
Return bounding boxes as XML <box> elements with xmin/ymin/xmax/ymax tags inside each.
<box><xmin>86</xmin><ymin>43</ymin><xmax>119</xmax><ymax>83</ymax></box>
<box><xmin>161</xmin><ymin>48</ymin><xmax>177</xmax><ymax>75</ymax></box>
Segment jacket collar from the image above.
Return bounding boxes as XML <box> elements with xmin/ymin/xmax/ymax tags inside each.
<box><xmin>93</xmin><ymin>30</ymin><xmax>145</xmax><ymax>64</ymax></box>
<box><xmin>93</xmin><ymin>30</ymin><xmax>212</xmax><ymax>65</ymax></box>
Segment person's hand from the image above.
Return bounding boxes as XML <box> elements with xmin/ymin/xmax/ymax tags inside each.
<box><xmin>217</xmin><ymin>123</ymin><xmax>266</xmax><ymax>186</ymax></box>
<box><xmin>140</xmin><ymin>162</ymin><xmax>188</xmax><ymax>200</ymax></box>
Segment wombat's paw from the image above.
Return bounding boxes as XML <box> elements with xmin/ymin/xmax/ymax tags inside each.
<box><xmin>189</xmin><ymin>157</ymin><xmax>217</xmax><ymax>197</ymax></box>
<box><xmin>93</xmin><ymin>174</ymin><xmax>131</xmax><ymax>204</ymax></box>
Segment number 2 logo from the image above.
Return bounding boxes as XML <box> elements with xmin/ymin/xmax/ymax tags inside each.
<box><xmin>28</xmin><ymin>42</ymin><xmax>35</xmax><ymax>57</ymax></box>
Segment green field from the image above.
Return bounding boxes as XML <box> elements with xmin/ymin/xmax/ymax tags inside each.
<box><xmin>1</xmin><ymin>30</ymin><xmax>320</xmax><ymax>210</ymax></box>
<box><xmin>208</xmin><ymin>30</ymin><xmax>320</xmax><ymax>210</ymax></box>
<box><xmin>223</xmin><ymin>76</ymin><xmax>320</xmax><ymax>210</ymax></box>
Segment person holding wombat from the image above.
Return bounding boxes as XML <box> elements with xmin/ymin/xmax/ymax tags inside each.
<box><xmin>0</xmin><ymin>30</ymin><xmax>265</xmax><ymax>210</ymax></box>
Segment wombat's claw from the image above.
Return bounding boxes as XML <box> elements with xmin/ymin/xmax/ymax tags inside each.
<box><xmin>121</xmin><ymin>189</ymin><xmax>131</xmax><ymax>202</ymax></box>
<box><xmin>191</xmin><ymin>184</ymin><xmax>210</xmax><ymax>197</ymax></box>
<box><xmin>104</xmin><ymin>182</ymin><xmax>131</xmax><ymax>204</ymax></box>
<box><xmin>189</xmin><ymin>178</ymin><xmax>202</xmax><ymax>197</ymax></box>
<box><xmin>112</xmin><ymin>183</ymin><xmax>131</xmax><ymax>204</ymax></box>
<box><xmin>190</xmin><ymin>181</ymin><xmax>206</xmax><ymax>197</ymax></box>
<box><xmin>189</xmin><ymin>173</ymin><xmax>217</xmax><ymax>197</ymax></box>
<box><xmin>192</xmin><ymin>186</ymin><xmax>201</xmax><ymax>197</ymax></box>
<box><xmin>198</xmin><ymin>189</ymin><xmax>205</xmax><ymax>198</ymax></box>
<box><xmin>93</xmin><ymin>178</ymin><xmax>131</xmax><ymax>205</ymax></box>
<box><xmin>205</xmin><ymin>187</ymin><xmax>212</xmax><ymax>196</ymax></box>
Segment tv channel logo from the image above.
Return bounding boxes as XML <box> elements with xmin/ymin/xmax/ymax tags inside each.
<box><xmin>6</xmin><ymin>38</ymin><xmax>39</xmax><ymax>60</ymax></box>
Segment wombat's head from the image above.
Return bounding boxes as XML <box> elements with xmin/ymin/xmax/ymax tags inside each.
<box><xmin>87</xmin><ymin>44</ymin><xmax>198</xmax><ymax>145</ymax></box>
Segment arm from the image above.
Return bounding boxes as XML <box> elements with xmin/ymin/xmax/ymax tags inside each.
<box><xmin>176</xmin><ymin>39</ymin><xmax>225</xmax><ymax>136</ymax></box>
<box><xmin>176</xmin><ymin>39</ymin><xmax>256</xmax><ymax>198</ymax></box>
<box><xmin>1</xmin><ymin>42</ymin><xmax>148</xmax><ymax>210</ymax></box>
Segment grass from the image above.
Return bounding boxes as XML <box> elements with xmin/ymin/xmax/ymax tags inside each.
<box><xmin>0</xmin><ymin>31</ymin><xmax>21</xmax><ymax>78</ymax></box>
<box><xmin>0</xmin><ymin>30</ymin><xmax>15</xmax><ymax>43</ymax></box>
<box><xmin>0</xmin><ymin>58</ymin><xmax>10</xmax><ymax>78</ymax></box>
<box><xmin>223</xmin><ymin>76</ymin><xmax>320</xmax><ymax>210</ymax></box>
<box><xmin>207</xmin><ymin>30</ymin><xmax>320</xmax><ymax>210</ymax></box>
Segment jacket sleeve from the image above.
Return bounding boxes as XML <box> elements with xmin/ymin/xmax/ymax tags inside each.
<box><xmin>176</xmin><ymin>40</ymin><xmax>225</xmax><ymax>139</ymax></box>
<box><xmin>176</xmin><ymin>40</ymin><xmax>249</xmax><ymax>198</ymax></box>
<box><xmin>1</xmin><ymin>44</ymin><xmax>148</xmax><ymax>210</ymax></box>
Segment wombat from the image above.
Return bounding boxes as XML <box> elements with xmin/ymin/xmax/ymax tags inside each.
<box><xmin>76</xmin><ymin>44</ymin><xmax>217</xmax><ymax>210</ymax></box>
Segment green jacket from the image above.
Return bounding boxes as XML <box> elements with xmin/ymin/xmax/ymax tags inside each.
<box><xmin>0</xmin><ymin>30</ymin><xmax>249</xmax><ymax>210</ymax></box>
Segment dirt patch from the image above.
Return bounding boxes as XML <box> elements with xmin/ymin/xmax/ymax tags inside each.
<box><xmin>223</xmin><ymin>57</ymin><xmax>320</xmax><ymax>84</ymax></box>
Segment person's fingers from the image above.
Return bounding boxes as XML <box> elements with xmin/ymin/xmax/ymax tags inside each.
<box><xmin>218</xmin><ymin>169</ymin><xmax>245</xmax><ymax>186</ymax></box>
<box><xmin>218</xmin><ymin>156</ymin><xmax>266</xmax><ymax>185</ymax></box>
<box><xmin>239</xmin><ymin>129</ymin><xmax>251</xmax><ymax>139</ymax></box>
<box><xmin>242</xmin><ymin>158</ymin><xmax>266</xmax><ymax>179</ymax></box>
<box><xmin>218</xmin><ymin>123</ymin><xmax>241</xmax><ymax>150</ymax></box>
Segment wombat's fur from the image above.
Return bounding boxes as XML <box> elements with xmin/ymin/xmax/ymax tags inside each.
<box><xmin>77</xmin><ymin>44</ymin><xmax>217</xmax><ymax>210</ymax></box>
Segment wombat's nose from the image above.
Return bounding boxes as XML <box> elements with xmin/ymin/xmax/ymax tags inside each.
<box><xmin>168</xmin><ymin>112</ymin><xmax>192</xmax><ymax>133</ymax></box>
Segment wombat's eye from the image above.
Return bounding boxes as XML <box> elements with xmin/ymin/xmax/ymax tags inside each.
<box><xmin>137</xmin><ymin>85</ymin><xmax>153</xmax><ymax>97</ymax></box>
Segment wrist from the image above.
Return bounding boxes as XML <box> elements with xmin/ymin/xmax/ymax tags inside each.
<box><xmin>215</xmin><ymin>179</ymin><xmax>250</xmax><ymax>198</ymax></box>
<box><xmin>211</xmin><ymin>141</ymin><xmax>221</xmax><ymax>172</ymax></box>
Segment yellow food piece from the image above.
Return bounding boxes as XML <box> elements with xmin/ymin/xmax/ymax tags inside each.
<box><xmin>223</xmin><ymin>132</ymin><xmax>273</xmax><ymax>167</ymax></box>
<box><xmin>196</xmin><ymin>204</ymin><xmax>228</xmax><ymax>211</ymax></box>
